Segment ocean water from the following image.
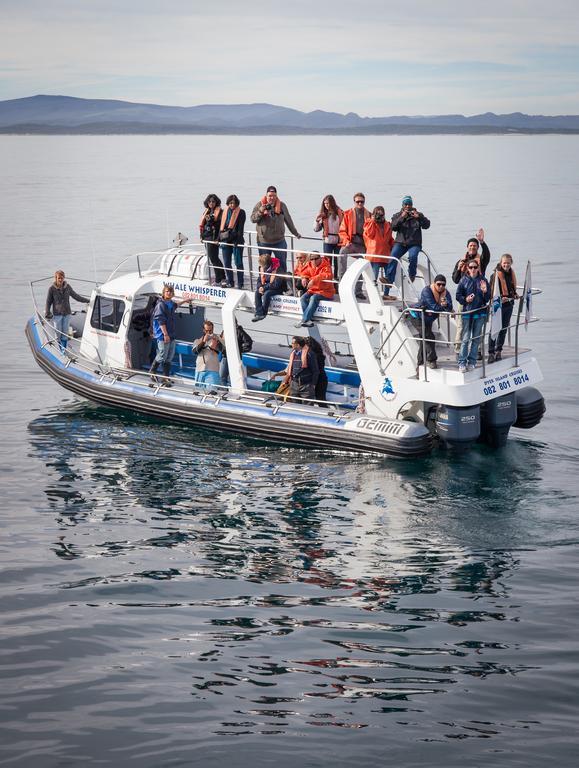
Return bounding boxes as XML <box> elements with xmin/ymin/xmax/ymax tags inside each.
<box><xmin>1</xmin><ymin>135</ymin><xmax>579</xmax><ymax>767</ymax></box>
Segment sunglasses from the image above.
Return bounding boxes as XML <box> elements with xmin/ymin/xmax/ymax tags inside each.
<box><xmin>435</xmin><ymin>282</ymin><xmax>446</xmax><ymax>287</ymax></box>
<box><xmin>467</xmin><ymin>266</ymin><xmax>479</xmax><ymax>270</ymax></box>
<box><xmin>354</xmin><ymin>199</ymin><xmax>365</xmax><ymax>204</ymax></box>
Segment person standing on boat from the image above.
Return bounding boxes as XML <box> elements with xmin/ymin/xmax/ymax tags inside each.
<box><xmin>363</xmin><ymin>206</ymin><xmax>395</xmax><ymax>299</ymax></box>
<box><xmin>338</xmin><ymin>193</ymin><xmax>371</xmax><ymax>296</ymax></box>
<box><xmin>193</xmin><ymin>320</ymin><xmax>223</xmax><ymax>389</ymax></box>
<box><xmin>149</xmin><ymin>285</ymin><xmax>190</xmax><ymax>387</ymax></box>
<box><xmin>488</xmin><ymin>253</ymin><xmax>519</xmax><ymax>363</ymax></box>
<box><xmin>314</xmin><ymin>194</ymin><xmax>344</xmax><ymax>282</ymax></box>
<box><xmin>456</xmin><ymin>260</ymin><xmax>490</xmax><ymax>373</ymax></box>
<box><xmin>451</xmin><ymin>229</ymin><xmax>491</xmax><ymax>352</ymax></box>
<box><xmin>281</xmin><ymin>336</ymin><xmax>319</xmax><ymax>403</ymax></box>
<box><xmin>250</xmin><ymin>185</ymin><xmax>301</xmax><ymax>274</ymax></box>
<box><xmin>200</xmin><ymin>193</ymin><xmax>227</xmax><ymax>286</ymax></box>
<box><xmin>295</xmin><ymin>252</ymin><xmax>335</xmax><ymax>328</ymax></box>
<box><xmin>44</xmin><ymin>270</ymin><xmax>89</xmax><ymax>351</ymax></box>
<box><xmin>219</xmin><ymin>194</ymin><xmax>246</xmax><ymax>289</ymax></box>
<box><xmin>411</xmin><ymin>274</ymin><xmax>453</xmax><ymax>371</ymax></box>
<box><xmin>252</xmin><ymin>253</ymin><xmax>283</xmax><ymax>322</ymax></box>
<box><xmin>388</xmin><ymin>195</ymin><xmax>430</xmax><ymax>292</ymax></box>
<box><xmin>305</xmin><ymin>336</ymin><xmax>328</xmax><ymax>405</ymax></box>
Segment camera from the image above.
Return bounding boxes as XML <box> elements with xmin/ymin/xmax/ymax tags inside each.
<box><xmin>207</xmin><ymin>212</ymin><xmax>215</xmax><ymax>222</ymax></box>
<box><xmin>374</xmin><ymin>213</ymin><xmax>384</xmax><ymax>222</ymax></box>
<box><xmin>265</xmin><ymin>203</ymin><xmax>274</xmax><ymax>213</ymax></box>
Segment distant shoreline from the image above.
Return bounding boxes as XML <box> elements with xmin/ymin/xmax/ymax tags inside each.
<box><xmin>2</xmin><ymin>123</ymin><xmax>579</xmax><ymax>136</ymax></box>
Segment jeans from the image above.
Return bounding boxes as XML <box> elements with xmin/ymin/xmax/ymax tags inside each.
<box><xmin>323</xmin><ymin>242</ymin><xmax>340</xmax><ymax>281</ymax></box>
<box><xmin>370</xmin><ymin>262</ymin><xmax>389</xmax><ymax>295</ymax></box>
<box><xmin>52</xmin><ymin>314</ymin><xmax>70</xmax><ymax>350</ymax></box>
<box><xmin>382</xmin><ymin>258</ymin><xmax>400</xmax><ymax>296</ymax></box>
<box><xmin>459</xmin><ymin>314</ymin><xmax>485</xmax><ymax>366</ymax></box>
<box><xmin>220</xmin><ymin>244</ymin><xmax>244</xmax><ymax>288</ymax></box>
<box><xmin>390</xmin><ymin>243</ymin><xmax>421</xmax><ymax>281</ymax></box>
<box><xmin>194</xmin><ymin>370</ymin><xmax>221</xmax><ymax>390</ymax></box>
<box><xmin>154</xmin><ymin>338</ymin><xmax>176</xmax><ymax>366</ymax></box>
<box><xmin>205</xmin><ymin>241</ymin><xmax>225</xmax><ymax>284</ymax></box>
<box><xmin>488</xmin><ymin>301</ymin><xmax>514</xmax><ymax>354</ymax></box>
<box><xmin>300</xmin><ymin>292</ymin><xmax>322</xmax><ymax>323</ymax></box>
<box><xmin>257</xmin><ymin>239</ymin><xmax>287</xmax><ymax>273</ymax></box>
<box><xmin>254</xmin><ymin>287</ymin><xmax>282</xmax><ymax>317</ymax></box>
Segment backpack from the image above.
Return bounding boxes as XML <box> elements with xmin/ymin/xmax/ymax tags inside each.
<box><xmin>237</xmin><ymin>324</ymin><xmax>253</xmax><ymax>353</ymax></box>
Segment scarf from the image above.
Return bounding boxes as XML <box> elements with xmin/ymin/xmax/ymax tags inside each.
<box><xmin>199</xmin><ymin>207</ymin><xmax>222</xmax><ymax>228</ymax></box>
<box><xmin>496</xmin><ymin>266</ymin><xmax>517</xmax><ymax>299</ymax></box>
<box><xmin>430</xmin><ymin>282</ymin><xmax>448</xmax><ymax>307</ymax></box>
<box><xmin>220</xmin><ymin>205</ymin><xmax>240</xmax><ymax>232</ymax></box>
<box><xmin>260</xmin><ymin>195</ymin><xmax>282</xmax><ymax>215</ymax></box>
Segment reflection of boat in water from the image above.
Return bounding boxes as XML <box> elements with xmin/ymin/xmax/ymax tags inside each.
<box><xmin>26</xmin><ymin>238</ymin><xmax>545</xmax><ymax>457</ymax></box>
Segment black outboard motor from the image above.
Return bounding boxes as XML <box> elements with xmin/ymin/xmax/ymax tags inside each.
<box><xmin>514</xmin><ymin>386</ymin><xmax>546</xmax><ymax>429</ymax></box>
<box><xmin>480</xmin><ymin>394</ymin><xmax>517</xmax><ymax>448</ymax></box>
<box><xmin>435</xmin><ymin>404</ymin><xmax>480</xmax><ymax>447</ymax></box>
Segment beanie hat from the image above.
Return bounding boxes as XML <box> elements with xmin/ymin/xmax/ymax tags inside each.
<box><xmin>402</xmin><ymin>195</ymin><xmax>413</xmax><ymax>206</ymax></box>
<box><xmin>434</xmin><ymin>274</ymin><xmax>446</xmax><ymax>284</ymax></box>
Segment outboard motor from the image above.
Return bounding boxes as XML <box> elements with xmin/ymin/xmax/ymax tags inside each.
<box><xmin>435</xmin><ymin>404</ymin><xmax>480</xmax><ymax>447</ymax></box>
<box><xmin>514</xmin><ymin>386</ymin><xmax>546</xmax><ymax>429</ymax></box>
<box><xmin>480</xmin><ymin>394</ymin><xmax>517</xmax><ymax>448</ymax></box>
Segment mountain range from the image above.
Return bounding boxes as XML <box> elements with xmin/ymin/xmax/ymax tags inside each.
<box><xmin>1</xmin><ymin>95</ymin><xmax>579</xmax><ymax>134</ymax></box>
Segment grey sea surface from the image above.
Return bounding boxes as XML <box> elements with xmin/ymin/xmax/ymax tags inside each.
<box><xmin>1</xmin><ymin>135</ymin><xmax>578</xmax><ymax>767</ymax></box>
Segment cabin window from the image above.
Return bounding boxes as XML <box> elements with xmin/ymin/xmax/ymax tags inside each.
<box><xmin>90</xmin><ymin>296</ymin><xmax>126</xmax><ymax>333</ymax></box>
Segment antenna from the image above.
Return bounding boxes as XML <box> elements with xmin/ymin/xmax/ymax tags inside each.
<box><xmin>89</xmin><ymin>198</ymin><xmax>98</xmax><ymax>284</ymax></box>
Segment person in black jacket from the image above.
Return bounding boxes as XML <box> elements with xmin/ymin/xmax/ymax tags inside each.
<box><xmin>199</xmin><ymin>193</ymin><xmax>226</xmax><ymax>286</ymax></box>
<box><xmin>386</xmin><ymin>195</ymin><xmax>430</xmax><ymax>292</ymax></box>
<box><xmin>219</xmin><ymin>194</ymin><xmax>246</xmax><ymax>289</ymax></box>
<box><xmin>45</xmin><ymin>270</ymin><xmax>89</xmax><ymax>351</ymax></box>
<box><xmin>305</xmin><ymin>336</ymin><xmax>328</xmax><ymax>405</ymax></box>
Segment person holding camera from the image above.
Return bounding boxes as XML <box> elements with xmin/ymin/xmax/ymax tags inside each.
<box><xmin>363</xmin><ymin>206</ymin><xmax>395</xmax><ymax>299</ymax></box>
<box><xmin>193</xmin><ymin>319</ymin><xmax>223</xmax><ymax>389</ymax></box>
<box><xmin>388</xmin><ymin>195</ymin><xmax>431</xmax><ymax>293</ymax></box>
<box><xmin>250</xmin><ymin>186</ymin><xmax>301</xmax><ymax>274</ymax></box>
<box><xmin>218</xmin><ymin>194</ymin><xmax>246</xmax><ymax>289</ymax></box>
<box><xmin>199</xmin><ymin>194</ymin><xmax>226</xmax><ymax>286</ymax></box>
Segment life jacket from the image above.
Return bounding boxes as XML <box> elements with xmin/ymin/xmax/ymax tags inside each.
<box><xmin>339</xmin><ymin>207</ymin><xmax>370</xmax><ymax>246</ymax></box>
<box><xmin>302</xmin><ymin>257</ymin><xmax>335</xmax><ymax>299</ymax></box>
<box><xmin>260</xmin><ymin>195</ymin><xmax>282</xmax><ymax>215</ymax></box>
<box><xmin>220</xmin><ymin>206</ymin><xmax>241</xmax><ymax>232</ymax></box>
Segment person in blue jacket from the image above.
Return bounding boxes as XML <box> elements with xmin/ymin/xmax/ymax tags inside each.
<box><xmin>149</xmin><ymin>284</ymin><xmax>189</xmax><ymax>386</ymax></box>
<box><xmin>412</xmin><ymin>274</ymin><xmax>453</xmax><ymax>370</ymax></box>
<box><xmin>456</xmin><ymin>260</ymin><xmax>490</xmax><ymax>373</ymax></box>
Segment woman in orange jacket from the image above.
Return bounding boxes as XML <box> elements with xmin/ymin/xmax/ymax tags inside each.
<box><xmin>363</xmin><ymin>206</ymin><xmax>395</xmax><ymax>299</ymax></box>
<box><xmin>295</xmin><ymin>252</ymin><xmax>335</xmax><ymax>327</ymax></box>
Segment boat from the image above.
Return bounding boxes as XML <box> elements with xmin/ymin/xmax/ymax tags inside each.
<box><xmin>26</xmin><ymin>235</ymin><xmax>545</xmax><ymax>457</ymax></box>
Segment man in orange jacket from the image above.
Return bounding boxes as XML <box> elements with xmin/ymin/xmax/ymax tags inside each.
<box><xmin>295</xmin><ymin>252</ymin><xmax>335</xmax><ymax>327</ymax></box>
<box><xmin>338</xmin><ymin>192</ymin><xmax>371</xmax><ymax>298</ymax></box>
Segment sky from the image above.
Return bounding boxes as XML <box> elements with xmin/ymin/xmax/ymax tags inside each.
<box><xmin>1</xmin><ymin>0</ymin><xmax>578</xmax><ymax>116</ymax></box>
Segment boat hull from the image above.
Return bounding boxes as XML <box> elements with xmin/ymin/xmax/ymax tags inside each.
<box><xmin>26</xmin><ymin>319</ymin><xmax>432</xmax><ymax>458</ymax></box>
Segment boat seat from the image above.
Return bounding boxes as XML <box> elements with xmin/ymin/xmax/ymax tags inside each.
<box><xmin>241</xmin><ymin>352</ymin><xmax>361</xmax><ymax>388</ymax></box>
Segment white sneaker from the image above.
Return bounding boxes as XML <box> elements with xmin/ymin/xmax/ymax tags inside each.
<box><xmin>467</xmin><ymin>363</ymin><xmax>476</xmax><ymax>371</ymax></box>
<box><xmin>458</xmin><ymin>363</ymin><xmax>467</xmax><ymax>373</ymax></box>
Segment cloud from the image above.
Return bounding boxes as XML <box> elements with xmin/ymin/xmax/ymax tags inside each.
<box><xmin>1</xmin><ymin>0</ymin><xmax>578</xmax><ymax>114</ymax></box>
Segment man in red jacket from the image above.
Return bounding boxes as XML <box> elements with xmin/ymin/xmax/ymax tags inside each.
<box><xmin>295</xmin><ymin>252</ymin><xmax>335</xmax><ymax>327</ymax></box>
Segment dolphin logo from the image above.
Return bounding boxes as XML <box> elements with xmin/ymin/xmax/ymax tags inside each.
<box><xmin>381</xmin><ymin>377</ymin><xmax>395</xmax><ymax>396</ymax></box>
